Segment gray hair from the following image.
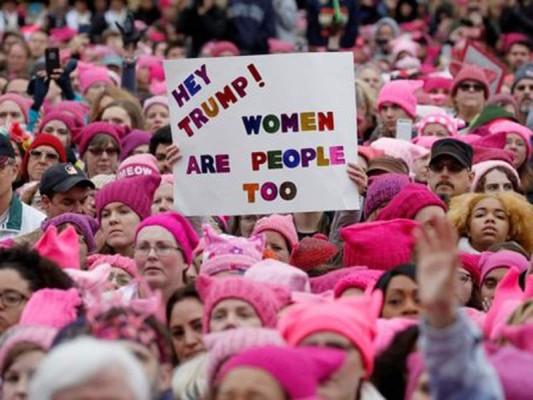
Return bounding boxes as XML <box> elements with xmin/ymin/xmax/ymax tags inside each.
<box><xmin>29</xmin><ymin>337</ymin><xmax>150</xmax><ymax>400</ymax></box>
<box><xmin>172</xmin><ymin>353</ymin><xmax>208</xmax><ymax>400</ymax></box>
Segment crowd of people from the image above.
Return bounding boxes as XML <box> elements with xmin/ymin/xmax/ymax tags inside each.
<box><xmin>0</xmin><ymin>0</ymin><xmax>532</xmax><ymax>399</ymax></box>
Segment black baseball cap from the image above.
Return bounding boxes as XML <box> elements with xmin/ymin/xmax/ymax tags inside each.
<box><xmin>40</xmin><ymin>163</ymin><xmax>95</xmax><ymax>197</ymax></box>
<box><xmin>430</xmin><ymin>138</ymin><xmax>473</xmax><ymax>170</ymax></box>
<box><xmin>0</xmin><ymin>134</ymin><xmax>15</xmax><ymax>164</ymax></box>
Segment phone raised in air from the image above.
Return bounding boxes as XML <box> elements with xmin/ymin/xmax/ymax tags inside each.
<box><xmin>45</xmin><ymin>47</ymin><xmax>60</xmax><ymax>76</ymax></box>
<box><xmin>396</xmin><ymin>119</ymin><xmax>414</xmax><ymax>142</ymax></box>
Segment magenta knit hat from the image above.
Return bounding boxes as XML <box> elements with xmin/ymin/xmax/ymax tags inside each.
<box><xmin>86</xmin><ymin>254</ymin><xmax>137</xmax><ymax>277</ymax></box>
<box><xmin>363</xmin><ymin>173</ymin><xmax>411</xmax><ymax>218</ymax></box>
<box><xmin>34</xmin><ymin>225</ymin><xmax>81</xmax><ymax>270</ymax></box>
<box><xmin>41</xmin><ymin>213</ymin><xmax>99</xmax><ymax>253</ymax></box>
<box><xmin>472</xmin><ymin>160</ymin><xmax>521</xmax><ymax>191</ymax></box>
<box><xmin>341</xmin><ymin>219</ymin><xmax>419</xmax><ymax>270</ymax></box>
<box><xmin>244</xmin><ymin>259</ymin><xmax>311</xmax><ymax>293</ymax></box>
<box><xmin>196</xmin><ymin>274</ymin><xmax>290</xmax><ymax>333</ymax></box>
<box><xmin>135</xmin><ymin>212</ymin><xmax>199</xmax><ymax>265</ymax></box>
<box><xmin>376</xmin><ymin>183</ymin><xmax>447</xmax><ymax>221</ymax></box>
<box><xmin>38</xmin><ymin>111</ymin><xmax>78</xmax><ymax>137</ymax></box>
<box><xmin>19</xmin><ymin>288</ymin><xmax>81</xmax><ymax>329</ymax></box>
<box><xmin>253</xmin><ymin>214</ymin><xmax>299</xmax><ymax>251</ymax></box>
<box><xmin>120</xmin><ymin>130</ymin><xmax>152</xmax><ymax>161</ymax></box>
<box><xmin>218</xmin><ymin>345</ymin><xmax>345</xmax><ymax>399</ymax></box>
<box><xmin>488</xmin><ymin>345</ymin><xmax>533</xmax><ymax>400</ymax></box>
<box><xmin>377</xmin><ymin>80</ymin><xmax>424</xmax><ymax>119</ymax></box>
<box><xmin>200</xmin><ymin>225</ymin><xmax>265</xmax><ymax>276</ymax></box>
<box><xmin>142</xmin><ymin>95</ymin><xmax>169</xmax><ymax>114</ymax></box>
<box><xmin>0</xmin><ymin>325</ymin><xmax>57</xmax><ymax>374</ymax></box>
<box><xmin>309</xmin><ymin>266</ymin><xmax>369</xmax><ymax>294</ymax></box>
<box><xmin>488</xmin><ymin>120</ymin><xmax>532</xmax><ymax>160</ymax></box>
<box><xmin>0</xmin><ymin>93</ymin><xmax>30</xmax><ymax>123</ymax></box>
<box><xmin>479</xmin><ymin>251</ymin><xmax>530</xmax><ymax>283</ymax></box>
<box><xmin>204</xmin><ymin>328</ymin><xmax>286</xmax><ymax>384</ymax></box>
<box><xmin>116</xmin><ymin>153</ymin><xmax>160</xmax><ymax>180</ymax></box>
<box><xmin>95</xmin><ymin>174</ymin><xmax>161</xmax><ymax>221</ymax></box>
<box><xmin>450</xmin><ymin>61</ymin><xmax>497</xmax><ymax>99</ymax></box>
<box><xmin>79</xmin><ymin>66</ymin><xmax>112</xmax><ymax>94</ymax></box>
<box><xmin>78</xmin><ymin>122</ymin><xmax>122</xmax><ymax>157</ymax></box>
<box><xmin>333</xmin><ymin>269</ymin><xmax>384</xmax><ymax>298</ymax></box>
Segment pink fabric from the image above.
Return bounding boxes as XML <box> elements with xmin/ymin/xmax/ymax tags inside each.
<box><xmin>268</xmin><ymin>38</ymin><xmax>295</xmax><ymax>53</ymax></box>
<box><xmin>411</xmin><ymin>135</ymin><xmax>441</xmax><ymax>149</ymax></box>
<box><xmin>77</xmin><ymin>122</ymin><xmax>122</xmax><ymax>157</ymax></box>
<box><xmin>479</xmin><ymin>251</ymin><xmax>530</xmax><ymax>283</ymax></box>
<box><xmin>488</xmin><ymin>120</ymin><xmax>532</xmax><ymax>161</ymax></box>
<box><xmin>333</xmin><ymin>269</ymin><xmax>384</xmax><ymax>297</ymax></box>
<box><xmin>500</xmin><ymin>323</ymin><xmax>533</xmax><ymax>353</ymax></box>
<box><xmin>34</xmin><ymin>226</ymin><xmax>81</xmax><ymax>270</ymax></box>
<box><xmin>87</xmin><ymin>254</ymin><xmax>137</xmax><ymax>277</ymax></box>
<box><xmin>66</xmin><ymin>264</ymin><xmax>112</xmax><ymax>294</ymax></box>
<box><xmin>341</xmin><ymin>219</ymin><xmax>419</xmax><ymax>270</ymax></box>
<box><xmin>472</xmin><ymin>160</ymin><xmax>521</xmax><ymax>191</ymax></box>
<box><xmin>363</xmin><ymin>173</ymin><xmax>411</xmax><ymax>218</ymax></box>
<box><xmin>488</xmin><ymin>344</ymin><xmax>533</xmax><ymax>400</ymax></box>
<box><xmin>450</xmin><ymin>61</ymin><xmax>497</xmax><ymax>98</ymax></box>
<box><xmin>0</xmin><ymin>94</ymin><xmax>30</xmax><ymax>123</ymax></box>
<box><xmin>371</xmin><ymin>138</ymin><xmax>429</xmax><ymax>171</ymax></box>
<box><xmin>207</xmin><ymin>41</ymin><xmax>240</xmax><ymax>57</ymax></box>
<box><xmin>117</xmin><ymin>153</ymin><xmax>160</xmax><ymax>179</ymax></box>
<box><xmin>377</xmin><ymin>80</ymin><xmax>424</xmax><ymax>119</ymax></box>
<box><xmin>416</xmin><ymin>113</ymin><xmax>462</xmax><ymax>137</ymax></box>
<box><xmin>278</xmin><ymin>292</ymin><xmax>382</xmax><ymax>377</ymax></box>
<box><xmin>289</xmin><ymin>234</ymin><xmax>338</xmax><ymax>271</ymax></box>
<box><xmin>459</xmin><ymin>252</ymin><xmax>482</xmax><ymax>285</ymax></box>
<box><xmin>405</xmin><ymin>352</ymin><xmax>424</xmax><ymax>400</ymax></box>
<box><xmin>374</xmin><ymin>317</ymin><xmax>418</xmax><ymax>356</ymax></box>
<box><xmin>423</xmin><ymin>76</ymin><xmax>453</xmax><ymax>93</ymax></box>
<box><xmin>37</xmin><ymin>111</ymin><xmax>78</xmax><ymax>139</ymax></box>
<box><xmin>245</xmin><ymin>259</ymin><xmax>311</xmax><ymax>293</ymax></box>
<box><xmin>120</xmin><ymin>130</ymin><xmax>152</xmax><ymax>161</ymax></box>
<box><xmin>310</xmin><ymin>266</ymin><xmax>369</xmax><ymax>294</ymax></box>
<box><xmin>253</xmin><ymin>214</ymin><xmax>299</xmax><ymax>251</ymax></box>
<box><xmin>142</xmin><ymin>95</ymin><xmax>169</xmax><ymax>114</ymax></box>
<box><xmin>79</xmin><ymin>66</ymin><xmax>112</xmax><ymax>94</ymax></box>
<box><xmin>20</xmin><ymin>288</ymin><xmax>81</xmax><ymax>329</ymax></box>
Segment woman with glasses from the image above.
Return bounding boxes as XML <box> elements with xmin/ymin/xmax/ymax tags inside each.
<box><xmin>0</xmin><ymin>246</ymin><xmax>74</xmax><ymax>335</ymax></box>
<box><xmin>133</xmin><ymin>211</ymin><xmax>199</xmax><ymax>304</ymax></box>
<box><xmin>78</xmin><ymin>122</ymin><xmax>122</xmax><ymax>178</ymax></box>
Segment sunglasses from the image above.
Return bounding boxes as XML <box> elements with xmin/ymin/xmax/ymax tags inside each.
<box><xmin>88</xmin><ymin>147</ymin><xmax>119</xmax><ymax>157</ymax></box>
<box><xmin>458</xmin><ymin>82</ymin><xmax>484</xmax><ymax>92</ymax></box>
<box><xmin>429</xmin><ymin>160</ymin><xmax>465</xmax><ymax>173</ymax></box>
<box><xmin>515</xmin><ymin>84</ymin><xmax>533</xmax><ymax>92</ymax></box>
<box><xmin>29</xmin><ymin>149</ymin><xmax>60</xmax><ymax>161</ymax></box>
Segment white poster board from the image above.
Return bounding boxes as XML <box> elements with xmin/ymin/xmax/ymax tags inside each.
<box><xmin>164</xmin><ymin>53</ymin><xmax>358</xmax><ymax>216</ymax></box>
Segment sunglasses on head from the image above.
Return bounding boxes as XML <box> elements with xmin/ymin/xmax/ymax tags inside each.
<box><xmin>88</xmin><ymin>147</ymin><xmax>119</xmax><ymax>157</ymax></box>
<box><xmin>458</xmin><ymin>82</ymin><xmax>484</xmax><ymax>92</ymax></box>
<box><xmin>29</xmin><ymin>149</ymin><xmax>59</xmax><ymax>161</ymax></box>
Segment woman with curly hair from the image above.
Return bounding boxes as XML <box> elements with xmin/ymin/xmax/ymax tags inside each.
<box><xmin>448</xmin><ymin>192</ymin><xmax>533</xmax><ymax>254</ymax></box>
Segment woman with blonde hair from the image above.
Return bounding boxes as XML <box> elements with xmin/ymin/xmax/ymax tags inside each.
<box><xmin>355</xmin><ymin>79</ymin><xmax>377</xmax><ymax>144</ymax></box>
<box><xmin>89</xmin><ymin>86</ymin><xmax>142</xmax><ymax>123</ymax></box>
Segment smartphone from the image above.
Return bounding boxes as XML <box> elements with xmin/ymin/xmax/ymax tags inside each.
<box><xmin>396</xmin><ymin>119</ymin><xmax>413</xmax><ymax>141</ymax></box>
<box><xmin>45</xmin><ymin>47</ymin><xmax>60</xmax><ymax>76</ymax></box>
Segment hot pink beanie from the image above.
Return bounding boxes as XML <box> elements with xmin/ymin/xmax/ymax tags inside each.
<box><xmin>218</xmin><ymin>345</ymin><xmax>345</xmax><ymax>399</ymax></box>
<box><xmin>364</xmin><ymin>173</ymin><xmax>411</xmax><ymax>218</ymax></box>
<box><xmin>78</xmin><ymin>122</ymin><xmax>122</xmax><ymax>157</ymax></box>
<box><xmin>278</xmin><ymin>292</ymin><xmax>382</xmax><ymax>377</ymax></box>
<box><xmin>86</xmin><ymin>254</ymin><xmax>137</xmax><ymax>277</ymax></box>
<box><xmin>0</xmin><ymin>93</ymin><xmax>30</xmax><ymax>123</ymax></box>
<box><xmin>135</xmin><ymin>212</ymin><xmax>199</xmax><ymax>265</ymax></box>
<box><xmin>472</xmin><ymin>160</ymin><xmax>521</xmax><ymax>191</ymax></box>
<box><xmin>196</xmin><ymin>274</ymin><xmax>290</xmax><ymax>333</ymax></box>
<box><xmin>38</xmin><ymin>111</ymin><xmax>78</xmax><ymax>137</ymax></box>
<box><xmin>310</xmin><ymin>266</ymin><xmax>369</xmax><ymax>294</ymax></box>
<box><xmin>252</xmin><ymin>214</ymin><xmax>299</xmax><ymax>251</ymax></box>
<box><xmin>488</xmin><ymin>120</ymin><xmax>532</xmax><ymax>160</ymax></box>
<box><xmin>479</xmin><ymin>251</ymin><xmax>530</xmax><ymax>283</ymax></box>
<box><xmin>377</xmin><ymin>80</ymin><xmax>424</xmax><ymax>119</ymax></box>
<box><xmin>376</xmin><ymin>183</ymin><xmax>447</xmax><ymax>221</ymax></box>
<box><xmin>200</xmin><ymin>225</ymin><xmax>265</xmax><ymax>276</ymax></box>
<box><xmin>116</xmin><ymin>153</ymin><xmax>160</xmax><ymax>180</ymax></box>
<box><xmin>79</xmin><ymin>66</ymin><xmax>112</xmax><ymax>94</ymax></box>
<box><xmin>34</xmin><ymin>225</ymin><xmax>81</xmax><ymax>270</ymax></box>
<box><xmin>120</xmin><ymin>130</ymin><xmax>152</xmax><ymax>161</ymax></box>
<box><xmin>341</xmin><ymin>219</ymin><xmax>419</xmax><ymax>270</ymax></box>
<box><xmin>19</xmin><ymin>288</ymin><xmax>81</xmax><ymax>330</ymax></box>
<box><xmin>333</xmin><ymin>269</ymin><xmax>384</xmax><ymax>298</ymax></box>
<box><xmin>450</xmin><ymin>61</ymin><xmax>497</xmax><ymax>99</ymax></box>
<box><xmin>244</xmin><ymin>259</ymin><xmax>311</xmax><ymax>293</ymax></box>
<box><xmin>95</xmin><ymin>174</ymin><xmax>161</xmax><ymax>221</ymax></box>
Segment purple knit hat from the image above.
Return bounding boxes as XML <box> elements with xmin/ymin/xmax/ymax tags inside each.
<box><xmin>135</xmin><ymin>212</ymin><xmax>199</xmax><ymax>265</ymax></box>
<box><xmin>41</xmin><ymin>213</ymin><xmax>99</xmax><ymax>253</ymax></box>
<box><xmin>363</xmin><ymin>173</ymin><xmax>411</xmax><ymax>218</ymax></box>
<box><xmin>252</xmin><ymin>214</ymin><xmax>299</xmax><ymax>251</ymax></box>
<box><xmin>200</xmin><ymin>225</ymin><xmax>265</xmax><ymax>276</ymax></box>
<box><xmin>218</xmin><ymin>345</ymin><xmax>345</xmax><ymax>399</ymax></box>
<box><xmin>120</xmin><ymin>130</ymin><xmax>152</xmax><ymax>161</ymax></box>
<box><xmin>95</xmin><ymin>174</ymin><xmax>161</xmax><ymax>221</ymax></box>
<box><xmin>196</xmin><ymin>274</ymin><xmax>290</xmax><ymax>333</ymax></box>
<box><xmin>78</xmin><ymin>122</ymin><xmax>122</xmax><ymax>157</ymax></box>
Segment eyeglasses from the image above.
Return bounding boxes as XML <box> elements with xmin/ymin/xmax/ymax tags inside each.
<box><xmin>515</xmin><ymin>84</ymin><xmax>533</xmax><ymax>92</ymax></box>
<box><xmin>458</xmin><ymin>82</ymin><xmax>485</xmax><ymax>92</ymax></box>
<box><xmin>29</xmin><ymin>149</ymin><xmax>60</xmax><ymax>161</ymax></box>
<box><xmin>0</xmin><ymin>290</ymin><xmax>29</xmax><ymax>308</ymax></box>
<box><xmin>456</xmin><ymin>272</ymin><xmax>473</xmax><ymax>285</ymax></box>
<box><xmin>134</xmin><ymin>243</ymin><xmax>181</xmax><ymax>256</ymax></box>
<box><xmin>429</xmin><ymin>160</ymin><xmax>466</xmax><ymax>173</ymax></box>
<box><xmin>88</xmin><ymin>147</ymin><xmax>119</xmax><ymax>157</ymax></box>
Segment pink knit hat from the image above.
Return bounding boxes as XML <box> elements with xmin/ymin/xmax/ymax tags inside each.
<box><xmin>196</xmin><ymin>274</ymin><xmax>290</xmax><ymax>333</ymax></box>
<box><xmin>450</xmin><ymin>61</ymin><xmax>498</xmax><ymax>99</ymax></box>
<box><xmin>65</xmin><ymin>264</ymin><xmax>112</xmax><ymax>294</ymax></box>
<box><xmin>278</xmin><ymin>292</ymin><xmax>382</xmax><ymax>377</ymax></box>
<box><xmin>252</xmin><ymin>214</ymin><xmax>299</xmax><ymax>252</ymax></box>
<box><xmin>472</xmin><ymin>160</ymin><xmax>521</xmax><ymax>191</ymax></box>
<box><xmin>34</xmin><ymin>225</ymin><xmax>81</xmax><ymax>270</ymax></box>
<box><xmin>218</xmin><ymin>345</ymin><xmax>345</xmax><ymax>399</ymax></box>
<box><xmin>0</xmin><ymin>93</ymin><xmax>30</xmax><ymax>123</ymax></box>
<box><xmin>488</xmin><ymin>120</ymin><xmax>532</xmax><ymax>160</ymax></box>
<box><xmin>488</xmin><ymin>344</ymin><xmax>533</xmax><ymax>400</ymax></box>
<box><xmin>289</xmin><ymin>234</ymin><xmax>339</xmax><ymax>271</ymax></box>
<box><xmin>244</xmin><ymin>259</ymin><xmax>311</xmax><ymax>293</ymax></box>
<box><xmin>78</xmin><ymin>122</ymin><xmax>122</xmax><ymax>157</ymax></box>
<box><xmin>460</xmin><ymin>252</ymin><xmax>482</xmax><ymax>285</ymax></box>
<box><xmin>120</xmin><ymin>130</ymin><xmax>152</xmax><ymax>161</ymax></box>
<box><xmin>161</xmin><ymin>174</ymin><xmax>174</xmax><ymax>185</ymax></box>
<box><xmin>135</xmin><ymin>212</ymin><xmax>199</xmax><ymax>265</ymax></box>
<box><xmin>416</xmin><ymin>113</ymin><xmax>462</xmax><ymax>137</ymax></box>
<box><xmin>95</xmin><ymin>174</ymin><xmax>161</xmax><ymax>221</ymax></box>
<box><xmin>268</xmin><ymin>38</ymin><xmax>295</xmax><ymax>53</ymax></box>
<box><xmin>377</xmin><ymin>80</ymin><xmax>424</xmax><ymax>119</ymax></box>
<box><xmin>411</xmin><ymin>135</ymin><xmax>441</xmax><ymax>149</ymax></box>
<box><xmin>87</xmin><ymin>254</ymin><xmax>137</xmax><ymax>277</ymax></box>
<box><xmin>310</xmin><ymin>266</ymin><xmax>368</xmax><ymax>294</ymax></box>
<box><xmin>204</xmin><ymin>328</ymin><xmax>286</xmax><ymax>384</ymax></box>
<box><xmin>208</xmin><ymin>41</ymin><xmax>240</xmax><ymax>57</ymax></box>
<box><xmin>376</xmin><ymin>183</ymin><xmax>447</xmax><ymax>221</ymax></box>
<box><xmin>333</xmin><ymin>269</ymin><xmax>384</xmax><ymax>298</ymax></box>
<box><xmin>363</xmin><ymin>173</ymin><xmax>411</xmax><ymax>218</ymax></box>
<box><xmin>370</xmin><ymin>138</ymin><xmax>429</xmax><ymax>172</ymax></box>
<box><xmin>38</xmin><ymin>111</ymin><xmax>78</xmax><ymax>138</ymax></box>
<box><xmin>19</xmin><ymin>288</ymin><xmax>81</xmax><ymax>330</ymax></box>
<box><xmin>479</xmin><ymin>251</ymin><xmax>530</xmax><ymax>283</ymax></box>
<box><xmin>200</xmin><ymin>225</ymin><xmax>265</xmax><ymax>276</ymax></box>
<box><xmin>79</xmin><ymin>66</ymin><xmax>112</xmax><ymax>94</ymax></box>
<box><xmin>142</xmin><ymin>95</ymin><xmax>169</xmax><ymax>114</ymax></box>
<box><xmin>374</xmin><ymin>317</ymin><xmax>418</xmax><ymax>356</ymax></box>
<box><xmin>341</xmin><ymin>219</ymin><xmax>419</xmax><ymax>270</ymax></box>
<box><xmin>116</xmin><ymin>153</ymin><xmax>160</xmax><ymax>180</ymax></box>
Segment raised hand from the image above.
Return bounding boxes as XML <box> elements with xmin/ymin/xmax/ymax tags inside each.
<box><xmin>116</xmin><ymin>13</ymin><xmax>147</xmax><ymax>48</ymax></box>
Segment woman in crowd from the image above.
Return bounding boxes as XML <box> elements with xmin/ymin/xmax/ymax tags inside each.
<box><xmin>472</xmin><ymin>161</ymin><xmax>522</xmax><ymax>194</ymax></box>
<box><xmin>96</xmin><ymin>99</ymin><xmax>145</xmax><ymax>130</ymax></box>
<box><xmin>374</xmin><ymin>264</ymin><xmax>421</xmax><ymax>319</ymax></box>
<box><xmin>78</xmin><ymin>122</ymin><xmax>122</xmax><ymax>178</ymax></box>
<box><xmin>252</xmin><ymin>214</ymin><xmax>299</xmax><ymax>264</ymax></box>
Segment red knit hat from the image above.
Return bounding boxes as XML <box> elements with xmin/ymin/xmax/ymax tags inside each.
<box><xmin>341</xmin><ymin>219</ymin><xmax>419</xmax><ymax>270</ymax></box>
<box><xmin>377</xmin><ymin>80</ymin><xmax>424</xmax><ymax>119</ymax></box>
<box><xmin>78</xmin><ymin>122</ymin><xmax>122</xmax><ymax>157</ymax></box>
<box><xmin>459</xmin><ymin>252</ymin><xmax>481</xmax><ymax>285</ymax></box>
<box><xmin>95</xmin><ymin>174</ymin><xmax>161</xmax><ymax>222</ymax></box>
<box><xmin>22</xmin><ymin>134</ymin><xmax>67</xmax><ymax>180</ymax></box>
<box><xmin>375</xmin><ymin>183</ymin><xmax>447</xmax><ymax>221</ymax></box>
<box><xmin>450</xmin><ymin>61</ymin><xmax>498</xmax><ymax>99</ymax></box>
<box><xmin>290</xmin><ymin>234</ymin><xmax>338</xmax><ymax>271</ymax></box>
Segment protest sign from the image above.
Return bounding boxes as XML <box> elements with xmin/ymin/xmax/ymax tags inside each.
<box><xmin>461</xmin><ymin>41</ymin><xmax>506</xmax><ymax>95</ymax></box>
<box><xmin>164</xmin><ymin>52</ymin><xmax>358</xmax><ymax>216</ymax></box>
